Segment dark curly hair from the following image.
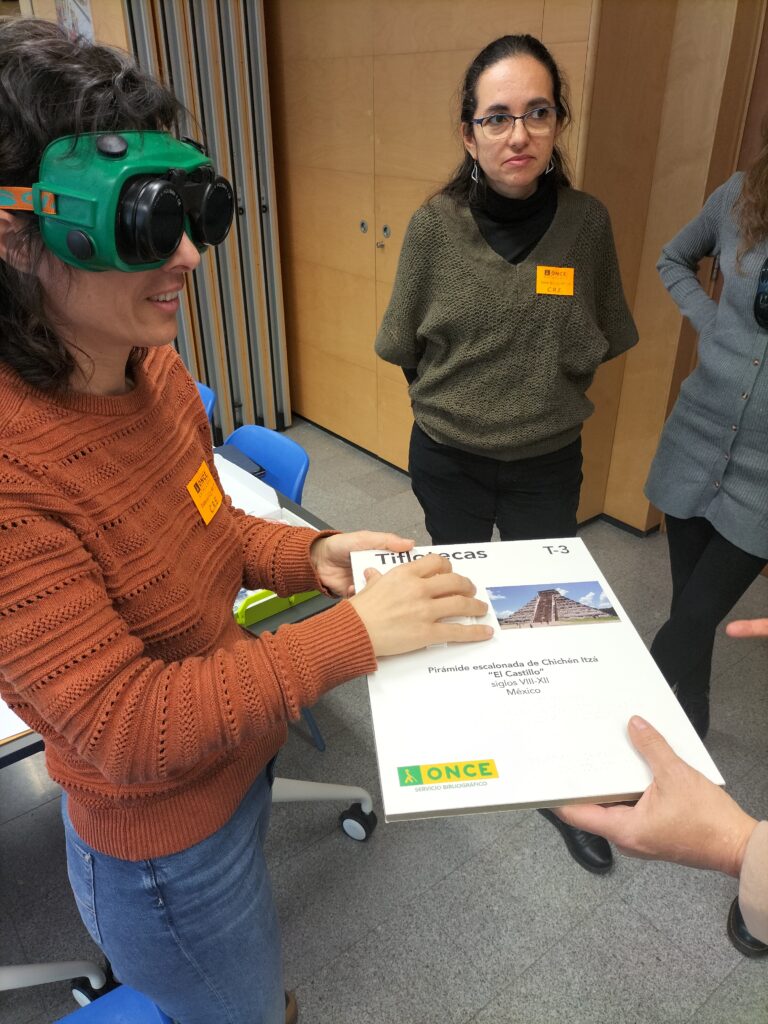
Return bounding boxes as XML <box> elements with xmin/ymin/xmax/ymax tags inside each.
<box><xmin>440</xmin><ymin>34</ymin><xmax>572</xmax><ymax>205</ymax></box>
<box><xmin>0</xmin><ymin>18</ymin><xmax>182</xmax><ymax>389</ymax></box>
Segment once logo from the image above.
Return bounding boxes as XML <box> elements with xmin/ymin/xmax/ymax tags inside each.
<box><xmin>397</xmin><ymin>759</ymin><xmax>498</xmax><ymax>786</ymax></box>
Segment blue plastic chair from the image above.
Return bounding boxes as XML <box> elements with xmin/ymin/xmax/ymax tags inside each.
<box><xmin>195</xmin><ymin>381</ymin><xmax>216</xmax><ymax>423</ymax></box>
<box><xmin>57</xmin><ymin>984</ymin><xmax>172</xmax><ymax>1023</ymax></box>
<box><xmin>224</xmin><ymin>425</ymin><xmax>324</xmax><ymax>751</ymax></box>
<box><xmin>224</xmin><ymin>425</ymin><xmax>309</xmax><ymax>504</ymax></box>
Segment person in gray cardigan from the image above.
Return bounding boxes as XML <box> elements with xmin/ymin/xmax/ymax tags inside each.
<box><xmin>376</xmin><ymin>34</ymin><xmax>638</xmax><ymax>877</ymax></box>
<box><xmin>645</xmin><ymin>137</ymin><xmax>768</xmax><ymax>741</ymax></box>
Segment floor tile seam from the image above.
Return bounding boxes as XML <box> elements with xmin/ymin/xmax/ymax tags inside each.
<box><xmin>446</xmin><ymin>896</ymin><xmax>616</xmax><ymax>1024</ymax></box>
<box><xmin>402</xmin><ymin>811</ymin><xmax>537</xmax><ymax>907</ymax></box>
<box><xmin>468</xmin><ymin>890</ymin><xmax>625</xmax><ymax>1021</ymax></box>
<box><xmin>285</xmin><ymin>823</ymin><xmax>539</xmax><ymax>991</ymax></box>
<box><xmin>710</xmin><ymin>646</ymin><xmax>754</xmax><ymax>682</ymax></box>
<box><xmin>268</xmin><ymin>821</ymin><xmax>341</xmax><ymax>870</ymax></box>
<box><xmin>678</xmin><ymin>956</ymin><xmax>743</xmax><ymax>1023</ymax></box>
<box><xmin>615</xmin><ymin>891</ymin><xmax>739</xmax><ymax>981</ymax></box>
<box><xmin>291</xmin><ymin>912</ymin><xmax>398</xmax><ymax>992</ymax></box>
<box><xmin>0</xmin><ymin>792</ymin><xmax>62</xmax><ymax>830</ymax></box>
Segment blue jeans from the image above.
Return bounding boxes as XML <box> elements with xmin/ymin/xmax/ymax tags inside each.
<box><xmin>62</xmin><ymin>767</ymin><xmax>284</xmax><ymax>1024</ymax></box>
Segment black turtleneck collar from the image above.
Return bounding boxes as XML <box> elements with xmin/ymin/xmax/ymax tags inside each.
<box><xmin>470</xmin><ymin>173</ymin><xmax>558</xmax><ymax>264</ymax></box>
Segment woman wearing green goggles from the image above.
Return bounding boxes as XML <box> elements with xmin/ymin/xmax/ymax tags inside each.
<box><xmin>0</xmin><ymin>18</ymin><xmax>492</xmax><ymax>1024</ymax></box>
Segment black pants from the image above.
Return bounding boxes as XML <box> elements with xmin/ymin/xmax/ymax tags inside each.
<box><xmin>650</xmin><ymin>515</ymin><xmax>766</xmax><ymax>734</ymax></box>
<box><xmin>408</xmin><ymin>422</ymin><xmax>583</xmax><ymax>543</ymax></box>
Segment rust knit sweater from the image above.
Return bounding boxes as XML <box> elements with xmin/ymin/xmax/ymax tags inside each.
<box><xmin>0</xmin><ymin>347</ymin><xmax>376</xmax><ymax>859</ymax></box>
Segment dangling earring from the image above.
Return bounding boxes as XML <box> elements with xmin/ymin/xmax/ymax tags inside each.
<box><xmin>471</xmin><ymin>160</ymin><xmax>480</xmax><ymax>184</ymax></box>
<box><xmin>545</xmin><ymin>157</ymin><xmax>556</xmax><ymax>174</ymax></box>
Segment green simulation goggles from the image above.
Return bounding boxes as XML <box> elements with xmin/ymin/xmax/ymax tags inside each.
<box><xmin>0</xmin><ymin>131</ymin><xmax>234</xmax><ymax>271</ymax></box>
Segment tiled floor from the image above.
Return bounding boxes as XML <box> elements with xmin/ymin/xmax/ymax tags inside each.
<box><xmin>1</xmin><ymin>417</ymin><xmax>766</xmax><ymax>1024</ymax></box>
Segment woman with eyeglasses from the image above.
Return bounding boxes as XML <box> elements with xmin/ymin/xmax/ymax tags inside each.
<box><xmin>376</xmin><ymin>34</ymin><xmax>637</xmax><ymax>876</ymax></box>
<box><xmin>0</xmin><ymin>20</ymin><xmax>493</xmax><ymax>1024</ymax></box>
<box><xmin>645</xmin><ymin>129</ymin><xmax>768</xmax><ymax>743</ymax></box>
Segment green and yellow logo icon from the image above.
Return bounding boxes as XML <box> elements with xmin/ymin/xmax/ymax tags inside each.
<box><xmin>397</xmin><ymin>759</ymin><xmax>498</xmax><ymax>787</ymax></box>
<box><xmin>398</xmin><ymin>765</ymin><xmax>423</xmax><ymax>786</ymax></box>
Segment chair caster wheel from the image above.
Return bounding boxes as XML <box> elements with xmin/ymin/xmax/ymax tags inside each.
<box><xmin>71</xmin><ymin>960</ymin><xmax>117</xmax><ymax>1005</ymax></box>
<box><xmin>339</xmin><ymin>802</ymin><xmax>377</xmax><ymax>841</ymax></box>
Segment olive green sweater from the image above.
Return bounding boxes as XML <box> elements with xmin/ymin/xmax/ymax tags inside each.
<box><xmin>375</xmin><ymin>189</ymin><xmax>638</xmax><ymax>460</ymax></box>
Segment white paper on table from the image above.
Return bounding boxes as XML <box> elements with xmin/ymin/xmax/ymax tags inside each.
<box><xmin>351</xmin><ymin>538</ymin><xmax>723</xmax><ymax>822</ymax></box>
<box><xmin>213</xmin><ymin>455</ymin><xmax>317</xmax><ymax>531</ymax></box>
<box><xmin>214</xmin><ymin>454</ymin><xmax>281</xmax><ymax>518</ymax></box>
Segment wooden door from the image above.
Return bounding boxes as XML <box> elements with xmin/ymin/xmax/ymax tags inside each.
<box><xmin>265</xmin><ymin>1</ymin><xmax>379</xmax><ymax>453</ymax></box>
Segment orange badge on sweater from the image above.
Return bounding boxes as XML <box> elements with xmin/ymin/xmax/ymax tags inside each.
<box><xmin>186</xmin><ymin>461</ymin><xmax>223</xmax><ymax>525</ymax></box>
<box><xmin>536</xmin><ymin>265</ymin><xmax>574</xmax><ymax>296</ymax></box>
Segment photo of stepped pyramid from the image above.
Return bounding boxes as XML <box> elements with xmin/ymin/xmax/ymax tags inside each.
<box><xmin>487</xmin><ymin>581</ymin><xmax>620</xmax><ymax>630</ymax></box>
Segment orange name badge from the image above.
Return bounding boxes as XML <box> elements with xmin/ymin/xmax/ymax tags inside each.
<box><xmin>536</xmin><ymin>265</ymin><xmax>574</xmax><ymax>296</ymax></box>
<box><xmin>186</xmin><ymin>461</ymin><xmax>223</xmax><ymax>525</ymax></box>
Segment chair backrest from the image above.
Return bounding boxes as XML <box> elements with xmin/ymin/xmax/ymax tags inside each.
<box><xmin>195</xmin><ymin>381</ymin><xmax>216</xmax><ymax>423</ymax></box>
<box><xmin>223</xmin><ymin>425</ymin><xmax>310</xmax><ymax>503</ymax></box>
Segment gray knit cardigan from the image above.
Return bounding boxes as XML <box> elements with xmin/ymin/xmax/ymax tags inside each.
<box><xmin>645</xmin><ymin>173</ymin><xmax>768</xmax><ymax>559</ymax></box>
<box><xmin>375</xmin><ymin>189</ymin><xmax>638</xmax><ymax>461</ymax></box>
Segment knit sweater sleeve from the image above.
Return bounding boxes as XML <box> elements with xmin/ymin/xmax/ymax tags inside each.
<box><xmin>0</xmin><ymin>471</ymin><xmax>375</xmax><ymax>787</ymax></box>
<box><xmin>656</xmin><ymin>175</ymin><xmax>740</xmax><ymax>334</ymax></box>
<box><xmin>219</xmin><ymin>493</ymin><xmax>335</xmax><ymax>598</ymax></box>
<box><xmin>375</xmin><ymin>205</ymin><xmax>434</xmax><ymax>368</ymax></box>
<box><xmin>593</xmin><ymin>201</ymin><xmax>639</xmax><ymax>360</ymax></box>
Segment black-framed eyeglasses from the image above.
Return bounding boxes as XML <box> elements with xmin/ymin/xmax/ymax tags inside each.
<box><xmin>755</xmin><ymin>256</ymin><xmax>768</xmax><ymax>330</ymax></box>
<box><xmin>470</xmin><ymin>106</ymin><xmax>558</xmax><ymax>139</ymax></box>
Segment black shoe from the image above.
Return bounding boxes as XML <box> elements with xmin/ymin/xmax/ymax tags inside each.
<box><xmin>674</xmin><ymin>688</ymin><xmax>710</xmax><ymax>740</ymax></box>
<box><xmin>727</xmin><ymin>897</ymin><xmax>768</xmax><ymax>958</ymax></box>
<box><xmin>538</xmin><ymin>808</ymin><xmax>613</xmax><ymax>874</ymax></box>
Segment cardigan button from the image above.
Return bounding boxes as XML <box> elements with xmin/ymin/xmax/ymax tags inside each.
<box><xmin>714</xmin><ymin>481</ymin><xmax>720</xmax><ymax>488</ymax></box>
<box><xmin>754</xmin><ymin>359</ymin><xmax>760</xmax><ymax>366</ymax></box>
<box><xmin>741</xmin><ymin>391</ymin><xmax>749</xmax><ymax>399</ymax></box>
<box><xmin>732</xmin><ymin>424</ymin><xmax>737</xmax><ymax>431</ymax></box>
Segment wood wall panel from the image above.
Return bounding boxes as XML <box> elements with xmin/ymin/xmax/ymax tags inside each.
<box><xmin>279</xmin><ymin>168</ymin><xmax>374</xmax><ymax>279</ymax></box>
<box><xmin>376</xmin><ymin>375</ymin><xmax>414</xmax><ymax>468</ymax></box>
<box><xmin>286</xmin><ymin>260</ymin><xmax>377</xmax><ymax>372</ymax></box>
<box><xmin>738</xmin><ymin>3</ymin><xmax>768</xmax><ymax>170</ymax></box>
<box><xmin>289</xmin><ymin>344</ymin><xmax>378</xmax><ymax>452</ymax></box>
<box><xmin>277</xmin><ymin>58</ymin><xmax>374</xmax><ymax>175</ymax></box>
<box><xmin>372</xmin><ymin>0</ymin><xmax>543</xmax><ymax>55</ymax></box>
<box><xmin>542</xmin><ymin>0</ymin><xmax>592</xmax><ymax>43</ymax></box>
<box><xmin>604</xmin><ymin>0</ymin><xmax>744</xmax><ymax>529</ymax></box>
<box><xmin>266</xmin><ymin>0</ymin><xmax>374</xmax><ymax>60</ymax></box>
<box><xmin>576</xmin><ymin>0</ymin><xmax>677</xmax><ymax>525</ymax></box>
<box><xmin>373</xmin><ymin>175</ymin><xmax>440</xmax><ymax>289</ymax></box>
<box><xmin>373</xmin><ymin>50</ymin><xmax>476</xmax><ymax>182</ymax></box>
<box><xmin>546</xmin><ymin>38</ymin><xmax>588</xmax><ymax>172</ymax></box>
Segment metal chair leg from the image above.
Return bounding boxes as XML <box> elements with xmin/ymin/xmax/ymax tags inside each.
<box><xmin>301</xmin><ymin>708</ymin><xmax>326</xmax><ymax>751</ymax></box>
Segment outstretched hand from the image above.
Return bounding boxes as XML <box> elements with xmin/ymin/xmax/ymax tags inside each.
<box><xmin>554</xmin><ymin>717</ymin><xmax>757</xmax><ymax>877</ymax></box>
<box><xmin>310</xmin><ymin>531</ymin><xmax>414</xmax><ymax>597</ymax></box>
<box><xmin>349</xmin><ymin>553</ymin><xmax>493</xmax><ymax>657</ymax></box>
<box><xmin>726</xmin><ymin>617</ymin><xmax>768</xmax><ymax>639</ymax></box>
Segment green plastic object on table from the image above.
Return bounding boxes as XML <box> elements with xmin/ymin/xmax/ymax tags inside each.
<box><xmin>234</xmin><ymin>588</ymin><xmax>320</xmax><ymax>627</ymax></box>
